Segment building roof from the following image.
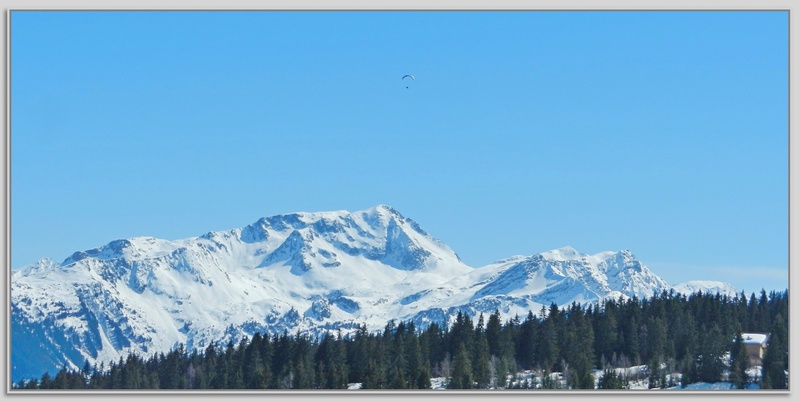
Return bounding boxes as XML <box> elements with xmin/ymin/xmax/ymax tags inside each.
<box><xmin>741</xmin><ymin>333</ymin><xmax>769</xmax><ymax>345</ymax></box>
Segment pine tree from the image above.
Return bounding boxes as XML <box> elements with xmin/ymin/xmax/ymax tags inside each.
<box><xmin>242</xmin><ymin>333</ymin><xmax>271</xmax><ymax>389</ymax></box>
<box><xmin>332</xmin><ymin>331</ymin><xmax>349</xmax><ymax>388</ymax></box>
<box><xmin>403</xmin><ymin>326</ymin><xmax>431</xmax><ymax>389</ymax></box>
<box><xmin>647</xmin><ymin>357</ymin><xmax>663</xmax><ymax>389</ymax></box>
<box><xmin>594</xmin><ymin>300</ymin><xmax>619</xmax><ymax>367</ymax></box>
<box><xmin>230</xmin><ymin>366</ymin><xmax>245</xmax><ymax>389</ymax></box>
<box><xmin>554</xmin><ymin>303</ymin><xmax>595</xmax><ymax>389</ymax></box>
<box><xmin>471</xmin><ymin>313</ymin><xmax>492</xmax><ymax>388</ymax></box>
<box><xmin>272</xmin><ymin>332</ymin><xmax>293</xmax><ymax>389</ymax></box>
<box><xmin>315</xmin><ymin>333</ymin><xmax>346</xmax><ymax>389</ymax></box>
<box><xmin>599</xmin><ymin>369</ymin><xmax>624</xmax><ymax>389</ymax></box>
<box><xmin>516</xmin><ymin>311</ymin><xmax>538</xmax><ymax>369</ymax></box>
<box><xmin>426</xmin><ymin>322</ymin><xmax>447</xmax><ymax>368</ymax></box>
<box><xmin>448</xmin><ymin>312</ymin><xmax>474</xmax><ymax>359</ymax></box>
<box><xmin>346</xmin><ymin>324</ymin><xmax>370</xmax><ymax>384</ymax></box>
<box><xmin>729</xmin><ymin>329</ymin><xmax>749</xmax><ymax>389</ymax></box>
<box><xmin>201</xmin><ymin>342</ymin><xmax>218</xmax><ymax>389</ymax></box>
<box><xmin>290</xmin><ymin>333</ymin><xmax>315</xmax><ymax>389</ymax></box>
<box><xmin>210</xmin><ymin>340</ymin><xmax>236</xmax><ymax>388</ymax></box>
<box><xmin>761</xmin><ymin>314</ymin><xmax>788</xmax><ymax>389</ymax></box>
<box><xmin>677</xmin><ymin>313</ymin><xmax>699</xmax><ymax>385</ymax></box>
<box><xmin>387</xmin><ymin>326</ymin><xmax>409</xmax><ymax>389</ymax></box>
<box><xmin>536</xmin><ymin>304</ymin><xmax>561</xmax><ymax>372</ymax></box>
<box><xmin>485</xmin><ymin>309</ymin><xmax>504</xmax><ymax>357</ymax></box>
<box><xmin>696</xmin><ymin>323</ymin><xmax>725</xmax><ymax>383</ymax></box>
<box><xmin>646</xmin><ymin>317</ymin><xmax>667</xmax><ymax>365</ymax></box>
<box><xmin>361</xmin><ymin>332</ymin><xmax>387</xmax><ymax>389</ymax></box>
<box><xmin>448</xmin><ymin>343</ymin><xmax>474</xmax><ymax>389</ymax></box>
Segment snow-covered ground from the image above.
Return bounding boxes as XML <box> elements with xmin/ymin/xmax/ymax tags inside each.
<box><xmin>667</xmin><ymin>382</ymin><xmax>760</xmax><ymax>390</ymax></box>
<box><xmin>348</xmin><ymin>364</ymin><xmax>764</xmax><ymax>390</ymax></box>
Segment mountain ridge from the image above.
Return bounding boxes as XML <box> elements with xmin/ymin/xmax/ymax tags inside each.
<box><xmin>11</xmin><ymin>204</ymin><xmax>734</xmax><ymax>383</ymax></box>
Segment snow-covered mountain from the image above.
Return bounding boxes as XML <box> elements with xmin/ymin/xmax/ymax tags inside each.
<box><xmin>10</xmin><ymin>205</ymin><xmax>729</xmax><ymax>383</ymax></box>
<box><xmin>671</xmin><ymin>280</ymin><xmax>739</xmax><ymax>298</ymax></box>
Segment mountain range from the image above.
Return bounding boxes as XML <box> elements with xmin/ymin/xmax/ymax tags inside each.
<box><xmin>10</xmin><ymin>204</ymin><xmax>736</xmax><ymax>383</ymax></box>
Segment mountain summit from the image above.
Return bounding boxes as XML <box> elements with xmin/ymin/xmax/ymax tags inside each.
<box><xmin>11</xmin><ymin>205</ymin><xmax>726</xmax><ymax>382</ymax></box>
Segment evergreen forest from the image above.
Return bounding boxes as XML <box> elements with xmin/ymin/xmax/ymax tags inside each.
<box><xmin>15</xmin><ymin>289</ymin><xmax>789</xmax><ymax>390</ymax></box>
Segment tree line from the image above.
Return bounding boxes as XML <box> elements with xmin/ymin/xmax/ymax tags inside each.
<box><xmin>16</xmin><ymin>288</ymin><xmax>788</xmax><ymax>390</ymax></box>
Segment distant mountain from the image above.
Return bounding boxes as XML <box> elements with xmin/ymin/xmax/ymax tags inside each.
<box><xmin>671</xmin><ymin>280</ymin><xmax>738</xmax><ymax>298</ymax></box>
<box><xmin>10</xmin><ymin>205</ymin><xmax>731</xmax><ymax>382</ymax></box>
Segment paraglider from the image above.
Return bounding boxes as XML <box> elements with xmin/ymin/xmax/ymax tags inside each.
<box><xmin>402</xmin><ymin>74</ymin><xmax>415</xmax><ymax>89</ymax></box>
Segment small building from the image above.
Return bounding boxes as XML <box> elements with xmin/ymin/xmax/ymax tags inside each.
<box><xmin>740</xmin><ymin>333</ymin><xmax>770</xmax><ymax>367</ymax></box>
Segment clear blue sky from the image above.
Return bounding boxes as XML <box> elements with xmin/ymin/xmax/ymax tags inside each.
<box><xmin>10</xmin><ymin>11</ymin><xmax>788</xmax><ymax>295</ymax></box>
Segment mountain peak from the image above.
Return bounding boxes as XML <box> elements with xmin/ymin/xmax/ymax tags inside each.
<box><xmin>15</xmin><ymin>258</ymin><xmax>60</xmax><ymax>276</ymax></box>
<box><xmin>616</xmin><ymin>248</ymin><xmax>635</xmax><ymax>259</ymax></box>
<box><xmin>360</xmin><ymin>204</ymin><xmax>404</xmax><ymax>223</ymax></box>
<box><xmin>370</xmin><ymin>203</ymin><xmax>398</xmax><ymax>214</ymax></box>
<box><xmin>541</xmin><ymin>246</ymin><xmax>582</xmax><ymax>260</ymax></box>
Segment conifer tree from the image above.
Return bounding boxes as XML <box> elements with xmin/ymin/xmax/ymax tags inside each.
<box><xmin>594</xmin><ymin>301</ymin><xmax>619</xmax><ymax>367</ymax></box>
<box><xmin>536</xmin><ymin>304</ymin><xmax>561</xmax><ymax>372</ymax></box>
<box><xmin>230</xmin><ymin>366</ymin><xmax>245</xmax><ymax>389</ymax></box>
<box><xmin>599</xmin><ymin>369</ymin><xmax>624</xmax><ymax>389</ymax></box>
<box><xmin>564</xmin><ymin>303</ymin><xmax>595</xmax><ymax>389</ymax></box>
<box><xmin>647</xmin><ymin>357</ymin><xmax>664</xmax><ymax>389</ymax></box>
<box><xmin>486</xmin><ymin>309</ymin><xmax>503</xmax><ymax>357</ymax></box>
<box><xmin>448</xmin><ymin>312</ymin><xmax>474</xmax><ymax>359</ymax></box>
<box><xmin>39</xmin><ymin>372</ymin><xmax>52</xmax><ymax>389</ymax></box>
<box><xmin>388</xmin><ymin>324</ymin><xmax>409</xmax><ymax>389</ymax></box>
<box><xmin>448</xmin><ymin>343</ymin><xmax>474</xmax><ymax>389</ymax></box>
<box><xmin>696</xmin><ymin>323</ymin><xmax>725</xmax><ymax>383</ymax></box>
<box><xmin>404</xmin><ymin>327</ymin><xmax>431</xmax><ymax>389</ymax></box>
<box><xmin>516</xmin><ymin>311</ymin><xmax>538</xmax><ymax>369</ymax></box>
<box><xmin>728</xmin><ymin>328</ymin><xmax>748</xmax><ymax>389</ymax></box>
<box><xmin>332</xmin><ymin>331</ymin><xmax>349</xmax><ymax>388</ymax></box>
<box><xmin>243</xmin><ymin>343</ymin><xmax>268</xmax><ymax>388</ymax></box>
<box><xmin>289</xmin><ymin>333</ymin><xmax>315</xmax><ymax>389</ymax></box>
<box><xmin>346</xmin><ymin>324</ymin><xmax>370</xmax><ymax>383</ymax></box>
<box><xmin>420</xmin><ymin>321</ymin><xmax>446</xmax><ymax>372</ymax></box>
<box><xmin>361</xmin><ymin>332</ymin><xmax>388</xmax><ymax>389</ymax></box>
<box><xmin>761</xmin><ymin>314</ymin><xmax>788</xmax><ymax>389</ymax></box>
<box><xmin>272</xmin><ymin>332</ymin><xmax>293</xmax><ymax>388</ymax></box>
<box><xmin>471</xmin><ymin>313</ymin><xmax>491</xmax><ymax>388</ymax></box>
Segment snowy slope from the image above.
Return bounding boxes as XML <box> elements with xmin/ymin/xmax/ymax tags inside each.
<box><xmin>400</xmin><ymin>246</ymin><xmax>671</xmax><ymax>326</ymax></box>
<box><xmin>10</xmin><ymin>205</ymin><xmax>730</xmax><ymax>382</ymax></box>
<box><xmin>672</xmin><ymin>280</ymin><xmax>739</xmax><ymax>298</ymax></box>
